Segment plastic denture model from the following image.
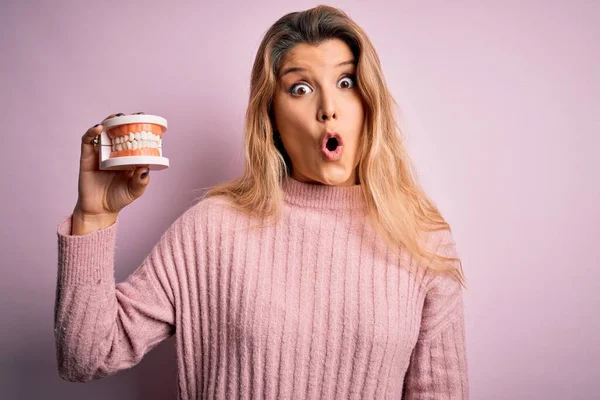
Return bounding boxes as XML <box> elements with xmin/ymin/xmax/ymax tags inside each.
<box><xmin>99</xmin><ymin>114</ymin><xmax>169</xmax><ymax>170</ymax></box>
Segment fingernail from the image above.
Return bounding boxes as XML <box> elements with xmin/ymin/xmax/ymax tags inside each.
<box><xmin>116</xmin><ymin>113</ymin><xmax>125</xmax><ymax>116</ymax></box>
<box><xmin>93</xmin><ymin>123</ymin><xmax>100</xmax><ymax>128</ymax></box>
<box><xmin>133</xmin><ymin>112</ymin><xmax>145</xmax><ymax>115</ymax></box>
<box><xmin>140</xmin><ymin>169</ymin><xmax>149</xmax><ymax>179</ymax></box>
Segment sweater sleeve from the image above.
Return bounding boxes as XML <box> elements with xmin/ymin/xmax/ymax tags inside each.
<box><xmin>403</xmin><ymin>229</ymin><xmax>470</xmax><ymax>399</ymax></box>
<box><xmin>54</xmin><ymin>210</ymin><xmax>192</xmax><ymax>382</ymax></box>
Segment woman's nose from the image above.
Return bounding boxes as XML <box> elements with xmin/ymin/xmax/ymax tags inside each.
<box><xmin>318</xmin><ymin>110</ymin><xmax>336</xmax><ymax>121</ymax></box>
<box><xmin>317</xmin><ymin>92</ymin><xmax>337</xmax><ymax>122</ymax></box>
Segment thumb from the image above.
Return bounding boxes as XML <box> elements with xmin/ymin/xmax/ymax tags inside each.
<box><xmin>128</xmin><ymin>167</ymin><xmax>150</xmax><ymax>199</ymax></box>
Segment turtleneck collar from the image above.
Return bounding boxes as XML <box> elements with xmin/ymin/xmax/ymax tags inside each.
<box><xmin>282</xmin><ymin>175</ymin><xmax>365</xmax><ymax>210</ymax></box>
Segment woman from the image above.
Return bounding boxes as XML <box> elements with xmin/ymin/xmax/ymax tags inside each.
<box><xmin>55</xmin><ymin>5</ymin><xmax>469</xmax><ymax>399</ymax></box>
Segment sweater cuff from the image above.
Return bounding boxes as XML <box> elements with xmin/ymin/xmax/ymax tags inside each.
<box><xmin>56</xmin><ymin>215</ymin><xmax>118</xmax><ymax>286</ymax></box>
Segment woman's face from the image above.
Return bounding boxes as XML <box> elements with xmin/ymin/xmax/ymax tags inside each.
<box><xmin>272</xmin><ymin>38</ymin><xmax>365</xmax><ymax>186</ymax></box>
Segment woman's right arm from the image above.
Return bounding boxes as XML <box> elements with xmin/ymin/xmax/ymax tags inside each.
<box><xmin>54</xmin><ymin>114</ymin><xmax>180</xmax><ymax>382</ymax></box>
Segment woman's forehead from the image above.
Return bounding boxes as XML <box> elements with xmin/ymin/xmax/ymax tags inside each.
<box><xmin>279</xmin><ymin>39</ymin><xmax>355</xmax><ymax>76</ymax></box>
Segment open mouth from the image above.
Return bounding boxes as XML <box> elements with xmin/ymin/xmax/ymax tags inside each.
<box><xmin>107</xmin><ymin>124</ymin><xmax>163</xmax><ymax>157</ymax></box>
<box><xmin>326</xmin><ymin>137</ymin><xmax>339</xmax><ymax>151</ymax></box>
<box><xmin>321</xmin><ymin>132</ymin><xmax>343</xmax><ymax>161</ymax></box>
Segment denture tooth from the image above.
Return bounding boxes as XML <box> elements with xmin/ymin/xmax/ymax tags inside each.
<box><xmin>118</xmin><ymin>136</ymin><xmax>123</xmax><ymax>144</ymax></box>
<box><xmin>116</xmin><ymin>143</ymin><xmax>123</xmax><ymax>151</ymax></box>
<box><xmin>141</xmin><ymin>131</ymin><xmax>147</xmax><ymax>140</ymax></box>
<box><xmin>134</xmin><ymin>132</ymin><xmax>141</xmax><ymax>140</ymax></box>
<box><xmin>132</xmin><ymin>140</ymin><xmax>138</xmax><ymax>150</ymax></box>
<box><xmin>129</xmin><ymin>132</ymin><xmax>135</xmax><ymax>142</ymax></box>
<box><xmin>126</xmin><ymin>141</ymin><xmax>132</xmax><ymax>150</ymax></box>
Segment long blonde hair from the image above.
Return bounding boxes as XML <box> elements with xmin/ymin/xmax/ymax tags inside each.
<box><xmin>204</xmin><ymin>5</ymin><xmax>466</xmax><ymax>287</ymax></box>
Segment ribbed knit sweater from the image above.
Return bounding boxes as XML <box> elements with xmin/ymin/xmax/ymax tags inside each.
<box><xmin>55</xmin><ymin>176</ymin><xmax>469</xmax><ymax>399</ymax></box>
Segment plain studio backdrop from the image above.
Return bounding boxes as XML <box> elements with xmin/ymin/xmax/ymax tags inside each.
<box><xmin>1</xmin><ymin>0</ymin><xmax>598</xmax><ymax>399</ymax></box>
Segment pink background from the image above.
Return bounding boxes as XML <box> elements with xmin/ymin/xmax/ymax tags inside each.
<box><xmin>1</xmin><ymin>0</ymin><xmax>598</xmax><ymax>398</ymax></box>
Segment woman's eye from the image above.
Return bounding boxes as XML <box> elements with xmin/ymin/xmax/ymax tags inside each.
<box><xmin>290</xmin><ymin>83</ymin><xmax>313</xmax><ymax>96</ymax></box>
<box><xmin>338</xmin><ymin>76</ymin><xmax>356</xmax><ymax>89</ymax></box>
<box><xmin>289</xmin><ymin>76</ymin><xmax>355</xmax><ymax>96</ymax></box>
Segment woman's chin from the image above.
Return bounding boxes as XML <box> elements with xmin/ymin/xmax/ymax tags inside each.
<box><xmin>295</xmin><ymin>167</ymin><xmax>356</xmax><ymax>187</ymax></box>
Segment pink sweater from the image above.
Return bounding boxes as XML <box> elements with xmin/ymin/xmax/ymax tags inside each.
<box><xmin>55</xmin><ymin>176</ymin><xmax>469</xmax><ymax>399</ymax></box>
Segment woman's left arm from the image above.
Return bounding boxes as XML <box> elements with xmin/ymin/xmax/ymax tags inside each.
<box><xmin>403</xmin><ymin>230</ymin><xmax>470</xmax><ymax>399</ymax></box>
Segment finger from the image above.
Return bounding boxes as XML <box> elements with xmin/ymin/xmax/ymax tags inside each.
<box><xmin>82</xmin><ymin>112</ymin><xmax>126</xmax><ymax>145</ymax></box>
<box><xmin>124</xmin><ymin>165</ymin><xmax>137</xmax><ymax>178</ymax></box>
<box><xmin>82</xmin><ymin>124</ymin><xmax>103</xmax><ymax>145</ymax></box>
<box><xmin>128</xmin><ymin>167</ymin><xmax>150</xmax><ymax>198</ymax></box>
<box><xmin>102</xmin><ymin>112</ymin><xmax>125</xmax><ymax>123</ymax></box>
<box><xmin>82</xmin><ymin>112</ymin><xmax>129</xmax><ymax>152</ymax></box>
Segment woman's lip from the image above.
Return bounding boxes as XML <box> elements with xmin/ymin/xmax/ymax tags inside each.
<box><xmin>320</xmin><ymin>132</ymin><xmax>344</xmax><ymax>161</ymax></box>
<box><xmin>321</xmin><ymin>144</ymin><xmax>343</xmax><ymax>161</ymax></box>
<box><xmin>321</xmin><ymin>131</ymin><xmax>344</xmax><ymax>149</ymax></box>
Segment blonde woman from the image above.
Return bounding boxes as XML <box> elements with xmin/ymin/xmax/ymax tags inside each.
<box><xmin>55</xmin><ymin>5</ymin><xmax>469</xmax><ymax>399</ymax></box>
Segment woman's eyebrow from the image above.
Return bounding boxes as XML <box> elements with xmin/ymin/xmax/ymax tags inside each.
<box><xmin>279</xmin><ymin>59</ymin><xmax>356</xmax><ymax>78</ymax></box>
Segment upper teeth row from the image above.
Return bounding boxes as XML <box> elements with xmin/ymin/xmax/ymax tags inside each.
<box><xmin>111</xmin><ymin>131</ymin><xmax>161</xmax><ymax>145</ymax></box>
